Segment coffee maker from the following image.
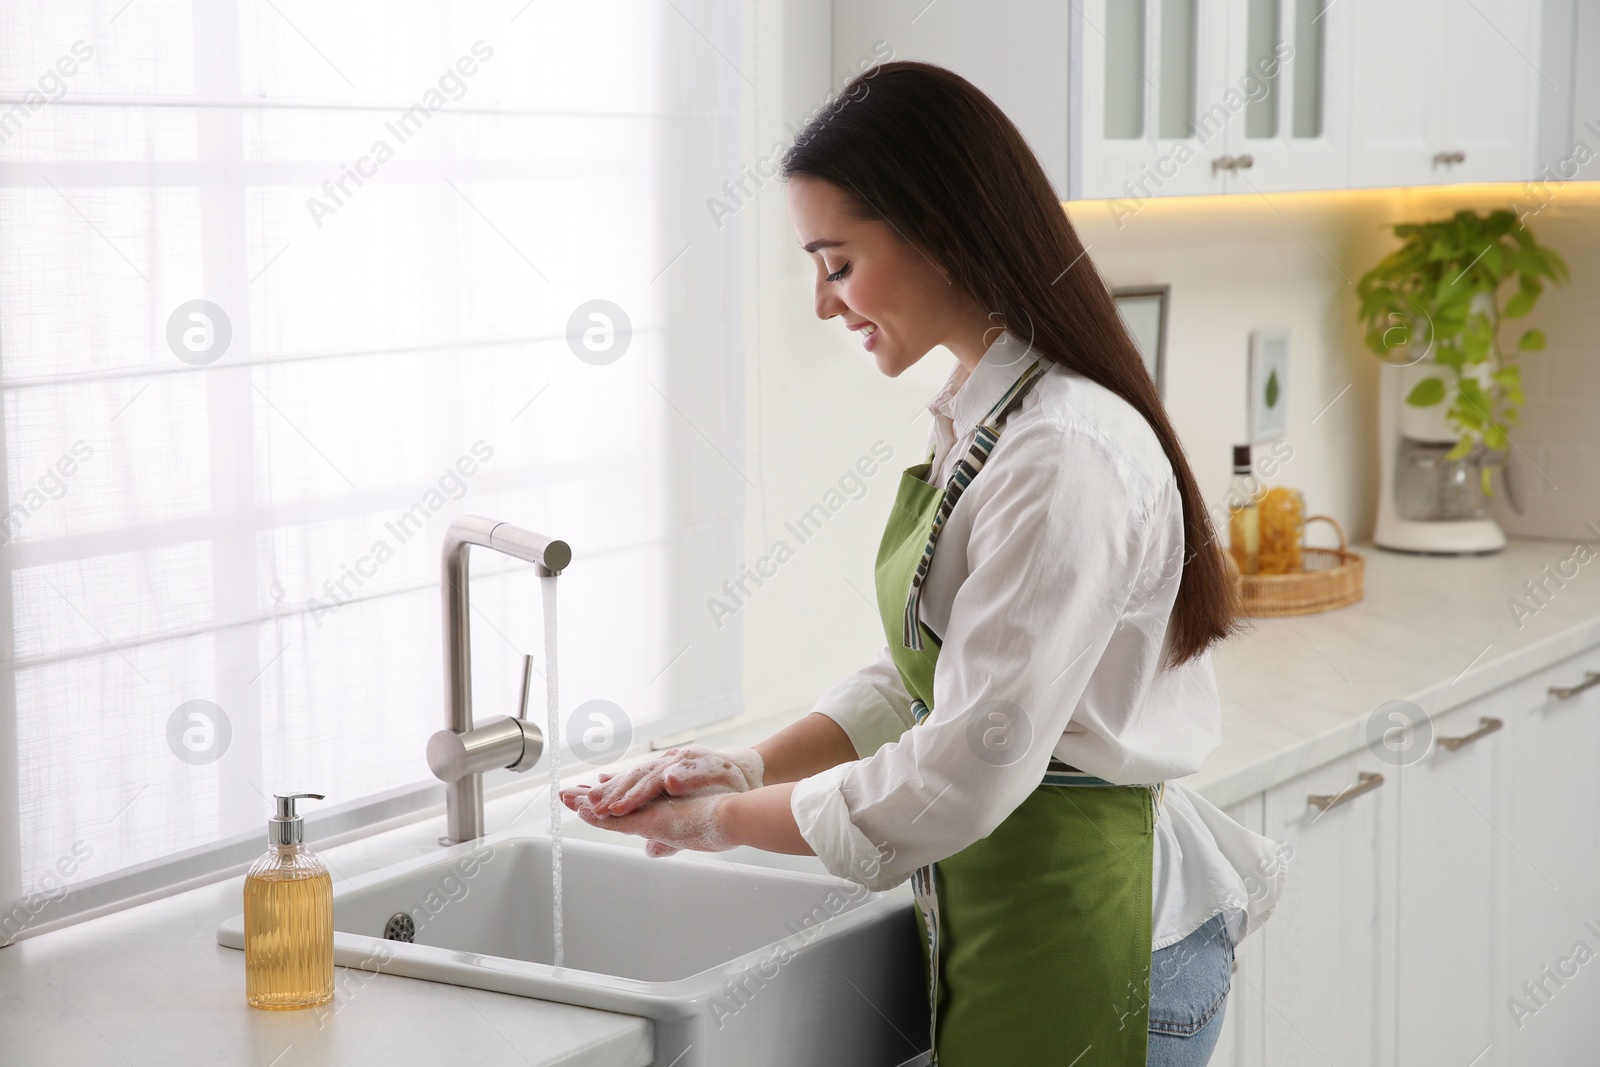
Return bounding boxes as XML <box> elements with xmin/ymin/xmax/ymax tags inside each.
<box><xmin>1373</xmin><ymin>360</ymin><xmax>1506</xmax><ymax>554</ymax></box>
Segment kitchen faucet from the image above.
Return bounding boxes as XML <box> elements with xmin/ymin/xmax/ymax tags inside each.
<box><xmin>427</xmin><ymin>516</ymin><xmax>571</xmax><ymax>845</ymax></box>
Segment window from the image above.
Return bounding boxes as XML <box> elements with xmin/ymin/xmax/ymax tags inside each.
<box><xmin>0</xmin><ymin>0</ymin><xmax>744</xmax><ymax>940</ymax></box>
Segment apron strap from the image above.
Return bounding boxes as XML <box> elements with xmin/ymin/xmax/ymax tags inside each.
<box><xmin>903</xmin><ymin>359</ymin><xmax>1050</xmax><ymax>652</ymax></box>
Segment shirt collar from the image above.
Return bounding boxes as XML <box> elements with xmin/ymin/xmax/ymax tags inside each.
<box><xmin>926</xmin><ymin>329</ymin><xmax>1039</xmax><ymax>441</ymax></box>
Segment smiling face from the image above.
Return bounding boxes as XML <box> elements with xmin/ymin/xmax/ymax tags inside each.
<box><xmin>786</xmin><ymin>174</ymin><xmax>990</xmax><ymax>377</ymax></box>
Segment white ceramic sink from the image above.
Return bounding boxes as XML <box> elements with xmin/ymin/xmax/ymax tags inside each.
<box><xmin>218</xmin><ymin>821</ymin><xmax>928</xmax><ymax>1067</ymax></box>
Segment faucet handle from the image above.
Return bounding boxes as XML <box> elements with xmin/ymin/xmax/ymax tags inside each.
<box><xmin>517</xmin><ymin>654</ymin><xmax>535</xmax><ymax>721</ymax></box>
<box><xmin>427</xmin><ymin>716</ymin><xmax>543</xmax><ymax>783</ymax></box>
<box><xmin>508</xmin><ymin>654</ymin><xmax>543</xmax><ymax>772</ymax></box>
<box><xmin>426</xmin><ymin>656</ymin><xmax>547</xmax><ymax>783</ymax></box>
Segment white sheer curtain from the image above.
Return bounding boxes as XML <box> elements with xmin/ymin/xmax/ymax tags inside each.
<box><xmin>0</xmin><ymin>0</ymin><xmax>744</xmax><ymax>939</ymax></box>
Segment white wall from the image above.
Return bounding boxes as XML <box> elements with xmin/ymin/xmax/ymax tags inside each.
<box><xmin>1067</xmin><ymin>192</ymin><xmax>1387</xmax><ymax>549</ymax></box>
<box><xmin>725</xmin><ymin>0</ymin><xmax>949</xmax><ymax>733</ymax></box>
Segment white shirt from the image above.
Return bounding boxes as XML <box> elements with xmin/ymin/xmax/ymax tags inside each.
<box><xmin>789</xmin><ymin>330</ymin><xmax>1285</xmax><ymax>949</ymax></box>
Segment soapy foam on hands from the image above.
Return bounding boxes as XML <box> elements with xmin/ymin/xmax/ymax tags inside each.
<box><xmin>568</xmin><ymin>745</ymin><xmax>763</xmax><ymax>855</ymax></box>
<box><xmin>661</xmin><ymin>749</ymin><xmax>764</xmax><ymax>795</ymax></box>
<box><xmin>598</xmin><ymin>745</ymin><xmax>764</xmax><ymax>814</ymax></box>
<box><xmin>575</xmin><ymin>792</ymin><xmax>735</xmax><ymax>853</ymax></box>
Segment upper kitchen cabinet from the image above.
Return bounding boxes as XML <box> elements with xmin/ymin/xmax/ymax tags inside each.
<box><xmin>1076</xmin><ymin>0</ymin><xmax>1351</xmax><ymax>198</ymax></box>
<box><xmin>1222</xmin><ymin>0</ymin><xmax>1350</xmax><ymax>191</ymax></box>
<box><xmin>1348</xmin><ymin>0</ymin><xmax>1543</xmax><ymax>187</ymax></box>
<box><xmin>1073</xmin><ymin>0</ymin><xmax>1233</xmax><ymax>198</ymax></box>
<box><xmin>833</xmin><ymin>0</ymin><xmax>1548</xmax><ymax>200</ymax></box>
<box><xmin>1536</xmin><ymin>0</ymin><xmax>1600</xmax><ymax>180</ymax></box>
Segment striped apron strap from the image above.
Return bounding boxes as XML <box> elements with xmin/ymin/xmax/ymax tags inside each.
<box><xmin>902</xmin><ymin>359</ymin><xmax>1049</xmax><ymax>652</ymax></box>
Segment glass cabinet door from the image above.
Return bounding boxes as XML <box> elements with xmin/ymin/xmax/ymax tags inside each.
<box><xmin>1102</xmin><ymin>0</ymin><xmax>1200</xmax><ymax>139</ymax></box>
<box><xmin>1102</xmin><ymin>0</ymin><xmax>1148</xmax><ymax>140</ymax></box>
<box><xmin>1224</xmin><ymin>0</ymin><xmax>1348</xmax><ymax>191</ymax></box>
<box><xmin>1078</xmin><ymin>0</ymin><xmax>1227</xmax><ymax>199</ymax></box>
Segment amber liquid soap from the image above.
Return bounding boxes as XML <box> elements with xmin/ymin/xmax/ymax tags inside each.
<box><xmin>245</xmin><ymin>793</ymin><xmax>334</xmax><ymax>1009</ymax></box>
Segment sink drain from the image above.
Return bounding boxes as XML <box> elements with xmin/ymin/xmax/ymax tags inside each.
<box><xmin>383</xmin><ymin>912</ymin><xmax>415</xmax><ymax>942</ymax></box>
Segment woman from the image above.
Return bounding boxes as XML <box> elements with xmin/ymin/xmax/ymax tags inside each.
<box><xmin>562</xmin><ymin>61</ymin><xmax>1286</xmax><ymax>1067</ymax></box>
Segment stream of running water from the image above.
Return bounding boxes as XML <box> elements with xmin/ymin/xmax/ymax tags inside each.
<box><xmin>540</xmin><ymin>574</ymin><xmax>563</xmax><ymax>969</ymax></box>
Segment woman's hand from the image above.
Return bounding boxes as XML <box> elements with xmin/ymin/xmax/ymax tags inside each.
<box><xmin>569</xmin><ymin>791</ymin><xmax>735</xmax><ymax>856</ymax></box>
<box><xmin>570</xmin><ymin>744</ymin><xmax>764</xmax><ymax>815</ymax></box>
<box><xmin>559</xmin><ymin>745</ymin><xmax>763</xmax><ymax>856</ymax></box>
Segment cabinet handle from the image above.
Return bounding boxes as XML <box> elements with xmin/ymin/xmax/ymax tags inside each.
<box><xmin>1437</xmin><ymin>716</ymin><xmax>1503</xmax><ymax>752</ymax></box>
<box><xmin>1549</xmin><ymin>671</ymin><xmax>1600</xmax><ymax>700</ymax></box>
<box><xmin>1307</xmin><ymin>771</ymin><xmax>1384</xmax><ymax>813</ymax></box>
<box><xmin>1431</xmin><ymin>150</ymin><xmax>1466</xmax><ymax>166</ymax></box>
<box><xmin>1233</xmin><ymin>154</ymin><xmax>1254</xmax><ymax>170</ymax></box>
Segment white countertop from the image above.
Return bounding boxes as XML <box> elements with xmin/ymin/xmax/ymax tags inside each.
<box><xmin>5</xmin><ymin>536</ymin><xmax>1598</xmax><ymax>1066</ymax></box>
<box><xmin>1197</xmin><ymin>537</ymin><xmax>1600</xmax><ymax>808</ymax></box>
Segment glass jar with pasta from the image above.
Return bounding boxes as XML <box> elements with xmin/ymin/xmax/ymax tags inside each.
<box><xmin>1257</xmin><ymin>486</ymin><xmax>1305</xmax><ymax>575</ymax></box>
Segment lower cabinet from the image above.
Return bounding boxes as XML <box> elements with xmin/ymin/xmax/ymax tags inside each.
<box><xmin>1499</xmin><ymin>653</ymin><xmax>1600</xmax><ymax>1064</ymax></box>
<box><xmin>1395</xmin><ymin>698</ymin><xmax>1503</xmax><ymax>1066</ymax></box>
<box><xmin>1258</xmin><ymin>746</ymin><xmax>1398</xmax><ymax>1067</ymax></box>
<box><xmin>1212</xmin><ymin>647</ymin><xmax>1600</xmax><ymax>1067</ymax></box>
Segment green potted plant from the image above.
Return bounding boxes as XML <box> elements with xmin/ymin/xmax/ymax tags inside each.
<box><xmin>1356</xmin><ymin>208</ymin><xmax>1568</xmax><ymax>494</ymax></box>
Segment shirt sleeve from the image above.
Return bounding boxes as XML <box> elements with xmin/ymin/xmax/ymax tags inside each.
<box><xmin>807</xmin><ymin>643</ymin><xmax>918</xmax><ymax>758</ymax></box>
<box><xmin>790</xmin><ymin>417</ymin><xmax>1157</xmax><ymax>890</ymax></box>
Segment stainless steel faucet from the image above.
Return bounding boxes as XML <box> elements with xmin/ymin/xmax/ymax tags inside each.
<box><xmin>427</xmin><ymin>516</ymin><xmax>571</xmax><ymax>845</ymax></box>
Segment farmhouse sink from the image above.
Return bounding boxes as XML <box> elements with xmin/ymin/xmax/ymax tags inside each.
<box><xmin>218</xmin><ymin>822</ymin><xmax>927</xmax><ymax>1067</ymax></box>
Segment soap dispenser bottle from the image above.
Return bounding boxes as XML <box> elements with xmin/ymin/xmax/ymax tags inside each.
<box><xmin>244</xmin><ymin>792</ymin><xmax>334</xmax><ymax>1009</ymax></box>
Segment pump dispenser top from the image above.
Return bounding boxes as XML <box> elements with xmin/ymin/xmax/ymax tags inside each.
<box><xmin>268</xmin><ymin>792</ymin><xmax>323</xmax><ymax>846</ymax></box>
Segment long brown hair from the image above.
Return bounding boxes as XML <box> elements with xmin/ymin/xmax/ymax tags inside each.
<box><xmin>780</xmin><ymin>61</ymin><xmax>1238</xmax><ymax>666</ymax></box>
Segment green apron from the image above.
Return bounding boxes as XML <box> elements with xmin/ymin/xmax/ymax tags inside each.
<box><xmin>874</xmin><ymin>358</ymin><xmax>1157</xmax><ymax>1066</ymax></box>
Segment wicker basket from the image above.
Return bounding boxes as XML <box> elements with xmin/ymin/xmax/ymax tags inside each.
<box><xmin>1234</xmin><ymin>514</ymin><xmax>1364</xmax><ymax>617</ymax></box>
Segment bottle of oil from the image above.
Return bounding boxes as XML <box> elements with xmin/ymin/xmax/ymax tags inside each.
<box><xmin>244</xmin><ymin>792</ymin><xmax>333</xmax><ymax>1009</ymax></box>
<box><xmin>1227</xmin><ymin>444</ymin><xmax>1263</xmax><ymax>576</ymax></box>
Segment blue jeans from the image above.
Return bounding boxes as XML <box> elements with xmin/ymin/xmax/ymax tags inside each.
<box><xmin>1146</xmin><ymin>912</ymin><xmax>1234</xmax><ymax>1066</ymax></box>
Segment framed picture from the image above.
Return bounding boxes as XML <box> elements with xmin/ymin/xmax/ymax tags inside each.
<box><xmin>1112</xmin><ymin>285</ymin><xmax>1169</xmax><ymax>398</ymax></box>
<box><xmin>1248</xmin><ymin>328</ymin><xmax>1290</xmax><ymax>443</ymax></box>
